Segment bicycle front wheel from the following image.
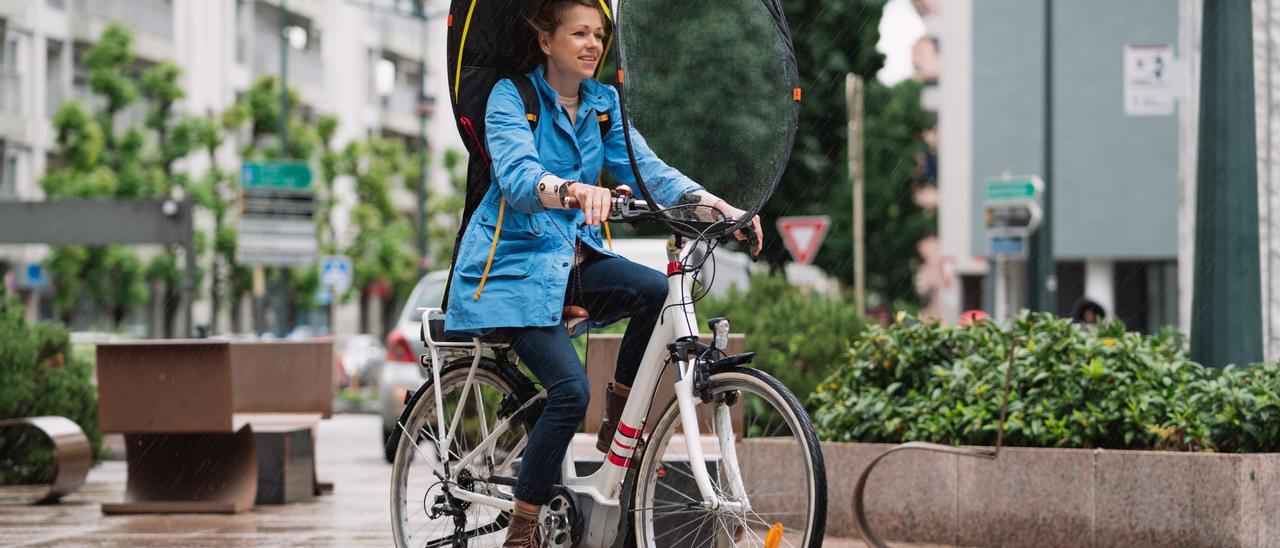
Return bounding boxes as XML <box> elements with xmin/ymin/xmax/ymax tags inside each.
<box><xmin>389</xmin><ymin>357</ymin><xmax>533</xmax><ymax>548</ymax></box>
<box><xmin>633</xmin><ymin>367</ymin><xmax>826</xmax><ymax>548</ymax></box>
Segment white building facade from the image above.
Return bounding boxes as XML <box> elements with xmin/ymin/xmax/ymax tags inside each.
<box><xmin>0</xmin><ymin>0</ymin><xmax>464</xmax><ymax>335</ymax></box>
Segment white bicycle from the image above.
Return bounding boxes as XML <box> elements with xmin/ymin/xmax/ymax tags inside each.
<box><xmin>389</xmin><ymin>194</ymin><xmax>826</xmax><ymax>547</ymax></box>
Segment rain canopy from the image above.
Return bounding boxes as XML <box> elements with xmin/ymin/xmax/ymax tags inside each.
<box><xmin>615</xmin><ymin>0</ymin><xmax>798</xmax><ymax>238</ymax></box>
<box><xmin>444</xmin><ymin>0</ymin><xmax>798</xmax><ymax>243</ymax></box>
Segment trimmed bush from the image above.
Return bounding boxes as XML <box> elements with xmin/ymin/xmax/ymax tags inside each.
<box><xmin>810</xmin><ymin>312</ymin><xmax>1280</xmax><ymax>452</ymax></box>
<box><xmin>0</xmin><ymin>292</ymin><xmax>103</xmax><ymax>483</ymax></box>
<box><xmin>698</xmin><ymin>274</ymin><xmax>866</xmax><ymax>411</ymax></box>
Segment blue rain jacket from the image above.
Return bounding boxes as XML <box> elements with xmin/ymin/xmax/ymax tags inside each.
<box><xmin>444</xmin><ymin>66</ymin><xmax>701</xmax><ymax>336</ymax></box>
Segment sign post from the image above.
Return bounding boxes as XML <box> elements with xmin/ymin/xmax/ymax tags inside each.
<box><xmin>777</xmin><ymin>216</ymin><xmax>831</xmax><ymax>266</ymax></box>
<box><xmin>320</xmin><ymin>256</ymin><xmax>352</xmax><ymax>336</ymax></box>
<box><xmin>983</xmin><ymin>175</ymin><xmax>1044</xmax><ymax>320</ymax></box>
<box><xmin>238</xmin><ymin>160</ymin><xmax>316</xmax><ymax>335</ymax></box>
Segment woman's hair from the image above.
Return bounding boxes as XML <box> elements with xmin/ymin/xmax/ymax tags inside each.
<box><xmin>525</xmin><ymin>0</ymin><xmax>611</xmax><ymax>66</ymax></box>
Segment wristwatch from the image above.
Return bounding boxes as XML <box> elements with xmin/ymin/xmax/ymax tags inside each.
<box><xmin>558</xmin><ymin>181</ymin><xmax>578</xmax><ymax>209</ymax></box>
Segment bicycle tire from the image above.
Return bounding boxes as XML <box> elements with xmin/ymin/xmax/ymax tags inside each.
<box><xmin>632</xmin><ymin>367</ymin><xmax>827</xmax><ymax>548</ymax></box>
<box><xmin>389</xmin><ymin>356</ymin><xmax>536</xmax><ymax>548</ymax></box>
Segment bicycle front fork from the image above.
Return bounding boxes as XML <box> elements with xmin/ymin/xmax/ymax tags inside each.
<box><xmin>672</xmin><ymin>352</ymin><xmax>751</xmax><ymax>513</ymax></box>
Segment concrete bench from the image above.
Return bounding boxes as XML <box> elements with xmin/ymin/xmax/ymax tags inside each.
<box><xmin>95</xmin><ymin>340</ymin><xmax>332</xmax><ymax>514</ymax></box>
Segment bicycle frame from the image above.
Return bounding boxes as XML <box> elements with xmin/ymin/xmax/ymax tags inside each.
<box><xmin>412</xmin><ymin>237</ymin><xmax>750</xmax><ymax>546</ymax></box>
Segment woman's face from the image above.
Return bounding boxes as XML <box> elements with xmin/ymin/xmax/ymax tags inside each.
<box><xmin>540</xmin><ymin>5</ymin><xmax>606</xmax><ymax>85</ymax></box>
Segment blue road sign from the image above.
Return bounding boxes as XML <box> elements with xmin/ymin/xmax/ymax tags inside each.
<box><xmin>320</xmin><ymin>255</ymin><xmax>353</xmax><ymax>292</ymax></box>
<box><xmin>17</xmin><ymin>263</ymin><xmax>47</xmax><ymax>291</ymax></box>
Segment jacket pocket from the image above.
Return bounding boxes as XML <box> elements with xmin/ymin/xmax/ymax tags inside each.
<box><xmin>456</xmin><ymin>209</ymin><xmax>542</xmax><ymax>281</ymax></box>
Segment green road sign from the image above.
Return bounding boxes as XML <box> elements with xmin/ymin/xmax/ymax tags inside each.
<box><xmin>241</xmin><ymin>161</ymin><xmax>313</xmax><ymax>191</ymax></box>
<box><xmin>984</xmin><ymin>177</ymin><xmax>1042</xmax><ymax>203</ymax></box>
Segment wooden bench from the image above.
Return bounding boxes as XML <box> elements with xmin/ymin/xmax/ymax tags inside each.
<box><xmin>95</xmin><ymin>340</ymin><xmax>332</xmax><ymax>514</ymax></box>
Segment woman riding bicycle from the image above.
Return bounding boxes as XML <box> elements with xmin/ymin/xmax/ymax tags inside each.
<box><xmin>442</xmin><ymin>0</ymin><xmax>763</xmax><ymax>544</ymax></box>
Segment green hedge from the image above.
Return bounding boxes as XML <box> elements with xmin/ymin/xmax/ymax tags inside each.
<box><xmin>698</xmin><ymin>274</ymin><xmax>866</xmax><ymax>411</ymax></box>
<box><xmin>810</xmin><ymin>312</ymin><xmax>1280</xmax><ymax>452</ymax></box>
<box><xmin>0</xmin><ymin>292</ymin><xmax>104</xmax><ymax>483</ymax></box>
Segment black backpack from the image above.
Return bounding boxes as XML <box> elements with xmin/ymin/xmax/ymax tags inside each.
<box><xmin>442</xmin><ymin>0</ymin><xmax>615</xmax><ymax>312</ymax></box>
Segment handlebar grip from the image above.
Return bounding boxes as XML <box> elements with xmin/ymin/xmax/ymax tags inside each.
<box><xmin>745</xmin><ymin>227</ymin><xmax>761</xmax><ymax>263</ymax></box>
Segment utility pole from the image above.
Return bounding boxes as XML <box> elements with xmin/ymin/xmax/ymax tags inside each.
<box><xmin>1191</xmin><ymin>1</ymin><xmax>1263</xmax><ymax>367</ymax></box>
<box><xmin>414</xmin><ymin>0</ymin><xmax>431</xmax><ymax>277</ymax></box>
<box><xmin>274</xmin><ymin>0</ymin><xmax>291</xmax><ymax>337</ymax></box>
<box><xmin>846</xmin><ymin>74</ymin><xmax>866</xmax><ymax>313</ymax></box>
<box><xmin>1026</xmin><ymin>0</ymin><xmax>1056</xmax><ymax>314</ymax></box>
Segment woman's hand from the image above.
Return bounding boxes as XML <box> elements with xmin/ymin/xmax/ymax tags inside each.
<box><xmin>568</xmin><ymin>182</ymin><xmax>612</xmax><ymax>226</ymax></box>
<box><xmin>713</xmin><ymin>200</ymin><xmax>763</xmax><ymax>256</ymax></box>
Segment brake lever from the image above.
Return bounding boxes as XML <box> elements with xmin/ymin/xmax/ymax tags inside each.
<box><xmin>713</xmin><ymin>218</ymin><xmax>761</xmax><ymax>262</ymax></box>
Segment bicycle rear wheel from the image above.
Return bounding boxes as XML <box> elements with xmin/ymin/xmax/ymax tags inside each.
<box><xmin>389</xmin><ymin>357</ymin><xmax>534</xmax><ymax>548</ymax></box>
<box><xmin>632</xmin><ymin>367</ymin><xmax>826</xmax><ymax>548</ymax></box>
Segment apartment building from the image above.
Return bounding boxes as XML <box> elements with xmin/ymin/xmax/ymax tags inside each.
<box><xmin>0</xmin><ymin>0</ymin><xmax>463</xmax><ymax>334</ymax></box>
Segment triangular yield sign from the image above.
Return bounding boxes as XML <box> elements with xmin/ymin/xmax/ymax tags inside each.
<box><xmin>776</xmin><ymin>215</ymin><xmax>830</xmax><ymax>265</ymax></box>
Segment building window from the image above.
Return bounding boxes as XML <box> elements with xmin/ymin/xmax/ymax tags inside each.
<box><xmin>1</xmin><ymin>35</ymin><xmax>20</xmax><ymax>114</ymax></box>
<box><xmin>0</xmin><ymin>146</ymin><xmax>19</xmax><ymax>199</ymax></box>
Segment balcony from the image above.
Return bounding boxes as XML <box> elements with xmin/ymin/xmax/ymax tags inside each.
<box><xmin>73</xmin><ymin>0</ymin><xmax>174</xmax><ymax>40</ymax></box>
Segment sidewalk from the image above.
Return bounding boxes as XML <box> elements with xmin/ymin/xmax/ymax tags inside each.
<box><xmin>0</xmin><ymin>414</ymin><xmax>880</xmax><ymax>546</ymax></box>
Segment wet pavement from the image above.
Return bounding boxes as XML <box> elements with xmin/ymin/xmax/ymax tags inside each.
<box><xmin>0</xmin><ymin>414</ymin><xmax>881</xmax><ymax>547</ymax></box>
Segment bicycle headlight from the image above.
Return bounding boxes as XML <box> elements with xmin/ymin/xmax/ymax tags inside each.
<box><xmin>708</xmin><ymin>317</ymin><xmax>730</xmax><ymax>350</ymax></box>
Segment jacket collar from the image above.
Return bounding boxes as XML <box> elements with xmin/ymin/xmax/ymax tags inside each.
<box><xmin>530</xmin><ymin>65</ymin><xmax>612</xmax><ymax>112</ymax></box>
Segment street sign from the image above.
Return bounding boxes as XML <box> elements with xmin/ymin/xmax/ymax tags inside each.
<box><xmin>16</xmin><ymin>263</ymin><xmax>47</xmax><ymax>291</ymax></box>
<box><xmin>985</xmin><ymin>202</ymin><xmax>1043</xmax><ymax>232</ymax></box>
<box><xmin>988</xmin><ymin>234</ymin><xmax>1028</xmax><ymax>259</ymax></box>
<box><xmin>777</xmin><ymin>215</ymin><xmax>830</xmax><ymax>265</ymax></box>
<box><xmin>984</xmin><ymin>177</ymin><xmax>1042</xmax><ymax>203</ymax></box>
<box><xmin>320</xmin><ymin>255</ymin><xmax>353</xmax><ymax>292</ymax></box>
<box><xmin>241</xmin><ymin>161</ymin><xmax>313</xmax><ymax>191</ymax></box>
<box><xmin>237</xmin><ymin>160</ymin><xmax>318</xmax><ymax>267</ymax></box>
<box><xmin>1124</xmin><ymin>44</ymin><xmax>1176</xmax><ymax>117</ymax></box>
<box><xmin>236</xmin><ymin>219</ymin><xmax>318</xmax><ymax>266</ymax></box>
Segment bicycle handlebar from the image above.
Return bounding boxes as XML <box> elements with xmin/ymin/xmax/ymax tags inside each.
<box><xmin>565</xmin><ymin>188</ymin><xmax>759</xmax><ymax>261</ymax></box>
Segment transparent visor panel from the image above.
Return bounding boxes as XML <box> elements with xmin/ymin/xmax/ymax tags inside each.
<box><xmin>616</xmin><ymin>0</ymin><xmax>797</xmax><ymax>225</ymax></box>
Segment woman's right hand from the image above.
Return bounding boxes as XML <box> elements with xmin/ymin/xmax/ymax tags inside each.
<box><xmin>567</xmin><ymin>182</ymin><xmax>612</xmax><ymax>226</ymax></box>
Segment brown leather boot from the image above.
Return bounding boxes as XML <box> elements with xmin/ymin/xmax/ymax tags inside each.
<box><xmin>596</xmin><ymin>382</ymin><xmax>629</xmax><ymax>453</ymax></box>
<box><xmin>503</xmin><ymin>503</ymin><xmax>542</xmax><ymax>548</ymax></box>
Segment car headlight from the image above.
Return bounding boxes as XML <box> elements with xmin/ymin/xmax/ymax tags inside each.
<box><xmin>708</xmin><ymin>317</ymin><xmax>730</xmax><ymax>350</ymax></box>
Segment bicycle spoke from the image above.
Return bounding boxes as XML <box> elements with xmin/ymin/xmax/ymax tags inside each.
<box><xmin>658</xmin><ymin>512</ymin><xmax>714</xmax><ymax>545</ymax></box>
<box><xmin>634</xmin><ymin>371</ymin><xmax>823</xmax><ymax>548</ymax></box>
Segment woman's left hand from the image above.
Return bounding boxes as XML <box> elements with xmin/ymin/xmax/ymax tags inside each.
<box><xmin>713</xmin><ymin>201</ymin><xmax>763</xmax><ymax>256</ymax></box>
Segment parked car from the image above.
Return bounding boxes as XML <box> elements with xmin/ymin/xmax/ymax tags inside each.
<box><xmin>378</xmin><ymin>270</ymin><xmax>449</xmax><ymax>462</ymax></box>
<box><xmin>336</xmin><ymin>334</ymin><xmax>384</xmax><ymax>390</ymax></box>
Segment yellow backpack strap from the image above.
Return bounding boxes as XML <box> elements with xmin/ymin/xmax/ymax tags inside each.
<box><xmin>472</xmin><ymin>196</ymin><xmax>506</xmax><ymax>301</ymax></box>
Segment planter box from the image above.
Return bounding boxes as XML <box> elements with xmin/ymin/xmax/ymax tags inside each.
<box><xmin>740</xmin><ymin>440</ymin><xmax>1280</xmax><ymax>547</ymax></box>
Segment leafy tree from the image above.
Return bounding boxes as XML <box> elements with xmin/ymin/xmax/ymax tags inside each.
<box><xmin>187</xmin><ymin>112</ymin><xmax>245</xmax><ymax>333</ymax></box>
<box><xmin>40</xmin><ymin>24</ymin><xmax>155</xmax><ymax>329</ymax></box>
<box><xmin>602</xmin><ymin>0</ymin><xmax>933</xmax><ymax>308</ymax></box>
<box><xmin>819</xmin><ymin>80</ymin><xmax>934</xmax><ymax>307</ymax></box>
<box><xmin>139</xmin><ymin>60</ymin><xmax>205</xmax><ymax>337</ymax></box>
<box><xmin>428</xmin><ymin>149</ymin><xmax>468</xmax><ymax>268</ymax></box>
<box><xmin>338</xmin><ymin>139</ymin><xmax>420</xmax><ymax>333</ymax></box>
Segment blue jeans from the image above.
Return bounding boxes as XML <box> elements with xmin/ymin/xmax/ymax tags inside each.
<box><xmin>501</xmin><ymin>250</ymin><xmax>668</xmax><ymax>504</ymax></box>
